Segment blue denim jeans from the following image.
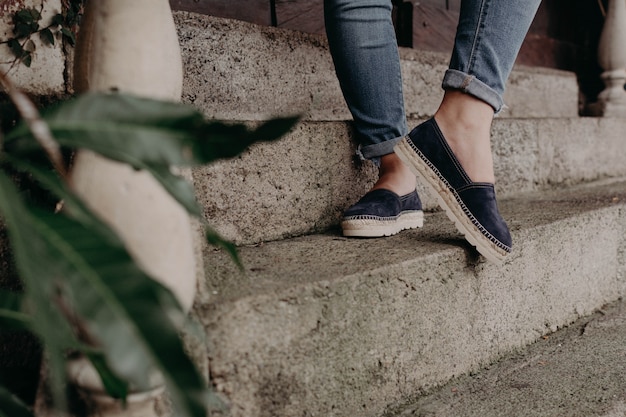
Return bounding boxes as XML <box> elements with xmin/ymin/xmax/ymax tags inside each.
<box><xmin>324</xmin><ymin>0</ymin><xmax>542</xmax><ymax>160</ymax></box>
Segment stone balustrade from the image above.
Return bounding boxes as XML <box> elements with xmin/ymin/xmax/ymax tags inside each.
<box><xmin>68</xmin><ymin>0</ymin><xmax>198</xmax><ymax>416</ymax></box>
<box><xmin>1</xmin><ymin>1</ymin><xmax>198</xmax><ymax>416</ymax></box>
<box><xmin>591</xmin><ymin>0</ymin><xmax>626</xmax><ymax>116</ymax></box>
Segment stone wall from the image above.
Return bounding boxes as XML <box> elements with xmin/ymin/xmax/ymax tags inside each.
<box><xmin>0</xmin><ymin>0</ymin><xmax>69</xmax><ymax>96</ymax></box>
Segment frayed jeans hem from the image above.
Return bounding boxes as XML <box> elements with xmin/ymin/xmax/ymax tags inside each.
<box><xmin>358</xmin><ymin>135</ymin><xmax>405</xmax><ymax>163</ymax></box>
<box><xmin>442</xmin><ymin>69</ymin><xmax>504</xmax><ymax>113</ymax></box>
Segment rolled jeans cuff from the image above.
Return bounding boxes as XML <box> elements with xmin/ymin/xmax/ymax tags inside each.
<box><xmin>442</xmin><ymin>69</ymin><xmax>504</xmax><ymax>113</ymax></box>
<box><xmin>358</xmin><ymin>135</ymin><xmax>405</xmax><ymax>161</ymax></box>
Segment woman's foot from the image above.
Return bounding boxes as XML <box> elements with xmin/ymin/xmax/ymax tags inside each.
<box><xmin>434</xmin><ymin>90</ymin><xmax>496</xmax><ymax>184</ymax></box>
<box><xmin>341</xmin><ymin>153</ymin><xmax>423</xmax><ymax>238</ymax></box>
<box><xmin>371</xmin><ymin>153</ymin><xmax>418</xmax><ymax>196</ymax></box>
<box><xmin>393</xmin><ymin>93</ymin><xmax>511</xmax><ymax>264</ymax></box>
<box><xmin>341</xmin><ymin>189</ymin><xmax>424</xmax><ymax>237</ymax></box>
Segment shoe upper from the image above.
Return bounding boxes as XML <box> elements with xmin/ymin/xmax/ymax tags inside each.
<box><xmin>406</xmin><ymin>118</ymin><xmax>512</xmax><ymax>251</ymax></box>
<box><xmin>343</xmin><ymin>189</ymin><xmax>422</xmax><ymax>219</ymax></box>
<box><xmin>457</xmin><ymin>184</ymin><xmax>512</xmax><ymax>250</ymax></box>
<box><xmin>407</xmin><ymin>118</ymin><xmax>473</xmax><ymax>190</ymax></box>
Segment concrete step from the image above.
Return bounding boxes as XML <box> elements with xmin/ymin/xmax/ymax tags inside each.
<box><xmin>175</xmin><ymin>12</ymin><xmax>579</xmax><ymax>123</ymax></box>
<box><xmin>192</xmin><ymin>115</ymin><xmax>626</xmax><ymax>245</ymax></box>
<box><xmin>174</xmin><ymin>12</ymin><xmax>625</xmax><ymax>246</ymax></box>
<box><xmin>385</xmin><ymin>298</ymin><xmax>626</xmax><ymax>417</ymax></box>
<box><xmin>197</xmin><ymin>178</ymin><xmax>626</xmax><ymax>417</ymax></box>
<box><xmin>175</xmin><ymin>11</ymin><xmax>626</xmax><ymax>417</ymax></box>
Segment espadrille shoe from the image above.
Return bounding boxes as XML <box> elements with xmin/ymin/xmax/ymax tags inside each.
<box><xmin>341</xmin><ymin>189</ymin><xmax>424</xmax><ymax>237</ymax></box>
<box><xmin>394</xmin><ymin>118</ymin><xmax>511</xmax><ymax>264</ymax></box>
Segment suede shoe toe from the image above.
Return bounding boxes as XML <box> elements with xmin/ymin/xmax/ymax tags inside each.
<box><xmin>394</xmin><ymin>118</ymin><xmax>511</xmax><ymax>263</ymax></box>
<box><xmin>341</xmin><ymin>189</ymin><xmax>424</xmax><ymax>237</ymax></box>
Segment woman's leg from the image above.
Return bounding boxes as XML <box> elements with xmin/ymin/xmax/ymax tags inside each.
<box><xmin>447</xmin><ymin>0</ymin><xmax>542</xmax><ymax>110</ymax></box>
<box><xmin>395</xmin><ymin>0</ymin><xmax>542</xmax><ymax>262</ymax></box>
<box><xmin>325</xmin><ymin>0</ymin><xmax>423</xmax><ymax>237</ymax></box>
<box><xmin>324</xmin><ymin>0</ymin><xmax>406</xmax><ymax>161</ymax></box>
<box><xmin>324</xmin><ymin>0</ymin><xmax>415</xmax><ymax>195</ymax></box>
<box><xmin>436</xmin><ymin>0</ymin><xmax>542</xmax><ymax>184</ymax></box>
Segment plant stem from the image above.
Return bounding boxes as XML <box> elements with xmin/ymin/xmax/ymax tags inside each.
<box><xmin>0</xmin><ymin>71</ymin><xmax>68</xmax><ymax>179</ymax></box>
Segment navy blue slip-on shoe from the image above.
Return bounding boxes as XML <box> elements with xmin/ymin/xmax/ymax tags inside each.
<box><xmin>341</xmin><ymin>189</ymin><xmax>424</xmax><ymax>237</ymax></box>
<box><xmin>394</xmin><ymin>118</ymin><xmax>512</xmax><ymax>264</ymax></box>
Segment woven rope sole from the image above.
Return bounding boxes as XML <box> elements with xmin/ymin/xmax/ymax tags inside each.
<box><xmin>395</xmin><ymin>138</ymin><xmax>508</xmax><ymax>264</ymax></box>
<box><xmin>341</xmin><ymin>211</ymin><xmax>424</xmax><ymax>237</ymax></box>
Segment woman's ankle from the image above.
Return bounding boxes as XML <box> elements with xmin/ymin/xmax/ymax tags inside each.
<box><xmin>434</xmin><ymin>90</ymin><xmax>496</xmax><ymax>184</ymax></box>
<box><xmin>371</xmin><ymin>153</ymin><xmax>416</xmax><ymax>196</ymax></box>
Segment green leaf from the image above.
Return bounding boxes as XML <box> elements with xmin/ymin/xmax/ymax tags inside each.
<box><xmin>192</xmin><ymin>116</ymin><xmax>299</xmax><ymax>162</ymax></box>
<box><xmin>65</xmin><ymin>9</ymin><xmax>76</xmax><ymax>25</ymax></box>
<box><xmin>6</xmin><ymin>93</ymin><xmax>208</xmax><ymax>163</ymax></box>
<box><xmin>6</xmin><ymin>39</ymin><xmax>34</xmax><ymax>67</ymax></box>
<box><xmin>13</xmin><ymin>22</ymin><xmax>34</xmax><ymax>38</ymax></box>
<box><xmin>205</xmin><ymin>226</ymin><xmax>241</xmax><ymax>269</ymax></box>
<box><xmin>0</xmin><ymin>171</ymin><xmax>210</xmax><ymax>417</ymax></box>
<box><xmin>29</xmin><ymin>9</ymin><xmax>42</xmax><ymax>21</ymax></box>
<box><xmin>3</xmin><ymin>158</ymin><xmax>204</xmax><ymax>399</ymax></box>
<box><xmin>6</xmin><ymin>93</ymin><xmax>206</xmax><ymax>215</ymax></box>
<box><xmin>15</xmin><ymin>8</ymin><xmax>41</xmax><ymax>23</ymax></box>
<box><xmin>20</xmin><ymin>52</ymin><xmax>32</xmax><ymax>68</ymax></box>
<box><xmin>14</xmin><ymin>9</ymin><xmax>33</xmax><ymax>23</ymax></box>
<box><xmin>0</xmin><ymin>256</ymin><xmax>125</xmax><ymax>400</ymax></box>
<box><xmin>0</xmin><ymin>290</ymin><xmax>22</xmax><ymax>311</ymax></box>
<box><xmin>7</xmin><ymin>39</ymin><xmax>24</xmax><ymax>58</ymax></box>
<box><xmin>0</xmin><ymin>386</ymin><xmax>34</xmax><ymax>417</ymax></box>
<box><xmin>51</xmin><ymin>13</ymin><xmax>64</xmax><ymax>27</ymax></box>
<box><xmin>8</xmin><ymin>93</ymin><xmax>299</xmax><ymax>165</ymax></box>
<box><xmin>4</xmin><ymin>139</ymin><xmax>220</xmax><ymax>411</ymax></box>
<box><xmin>0</xmin><ymin>172</ymin><xmax>71</xmax><ymax>410</ymax></box>
<box><xmin>5</xmin><ymin>93</ymin><xmax>298</xmax><ymax>217</ymax></box>
<box><xmin>12</xmin><ymin>8</ymin><xmax>39</xmax><ymax>38</ymax></box>
<box><xmin>0</xmin><ymin>291</ymin><xmax>31</xmax><ymax>331</ymax></box>
<box><xmin>84</xmin><ymin>351</ymin><xmax>129</xmax><ymax>400</ymax></box>
<box><xmin>5</xmin><ymin>156</ymin><xmax>119</xmax><ymax>242</ymax></box>
<box><xmin>60</xmin><ymin>27</ymin><xmax>75</xmax><ymax>46</ymax></box>
<box><xmin>65</xmin><ymin>2</ymin><xmax>83</xmax><ymax>27</ymax></box>
<box><xmin>145</xmin><ymin>166</ymin><xmax>202</xmax><ymax>216</ymax></box>
<box><xmin>40</xmin><ymin>28</ymin><xmax>55</xmax><ymax>46</ymax></box>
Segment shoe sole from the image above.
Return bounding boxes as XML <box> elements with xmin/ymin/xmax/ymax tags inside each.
<box><xmin>341</xmin><ymin>211</ymin><xmax>424</xmax><ymax>237</ymax></box>
<box><xmin>395</xmin><ymin>138</ymin><xmax>508</xmax><ymax>264</ymax></box>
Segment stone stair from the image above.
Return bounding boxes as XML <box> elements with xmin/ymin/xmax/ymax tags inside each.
<box><xmin>385</xmin><ymin>297</ymin><xmax>626</xmax><ymax>417</ymax></box>
<box><xmin>196</xmin><ymin>179</ymin><xmax>626</xmax><ymax>417</ymax></box>
<box><xmin>173</xmin><ymin>11</ymin><xmax>626</xmax><ymax>417</ymax></box>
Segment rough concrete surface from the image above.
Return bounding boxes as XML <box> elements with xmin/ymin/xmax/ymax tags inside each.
<box><xmin>177</xmin><ymin>11</ymin><xmax>596</xmax><ymax>245</ymax></box>
<box><xmin>502</xmin><ymin>66</ymin><xmax>579</xmax><ymax>119</ymax></box>
<box><xmin>193</xmin><ymin>121</ymin><xmax>377</xmax><ymax>244</ymax></box>
<box><xmin>386</xmin><ymin>298</ymin><xmax>626</xmax><ymax>417</ymax></box>
<box><xmin>399</xmin><ymin>48</ymin><xmax>579</xmax><ymax>120</ymax></box>
<box><xmin>174</xmin><ymin>12</ymin><xmax>578</xmax><ymax>123</ymax></box>
<box><xmin>193</xmin><ymin>116</ymin><xmax>626</xmax><ymax>245</ymax></box>
<box><xmin>537</xmin><ymin>117</ymin><xmax>626</xmax><ymax>186</ymax></box>
<box><xmin>175</xmin><ymin>11</ymin><xmax>346</xmax><ymax>122</ymax></box>
<box><xmin>197</xmin><ymin>179</ymin><xmax>626</xmax><ymax>417</ymax></box>
<box><xmin>0</xmin><ymin>0</ymin><xmax>66</xmax><ymax>95</ymax></box>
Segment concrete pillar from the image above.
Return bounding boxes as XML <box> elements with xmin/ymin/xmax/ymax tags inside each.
<box><xmin>595</xmin><ymin>0</ymin><xmax>626</xmax><ymax>116</ymax></box>
<box><xmin>67</xmin><ymin>0</ymin><xmax>197</xmax><ymax>415</ymax></box>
